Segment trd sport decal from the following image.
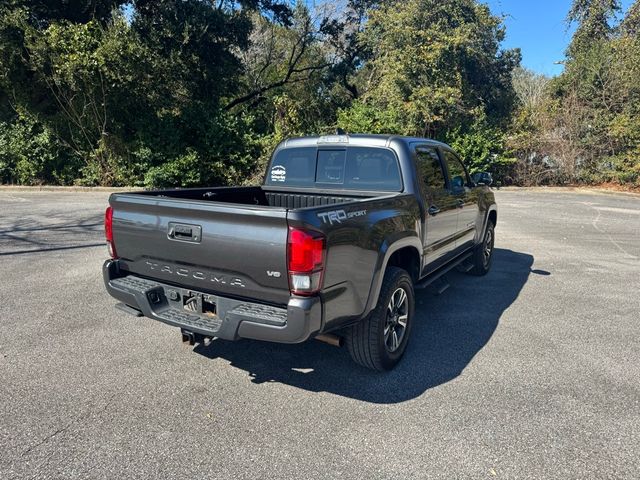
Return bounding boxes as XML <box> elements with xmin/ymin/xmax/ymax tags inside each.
<box><xmin>318</xmin><ymin>209</ymin><xmax>367</xmax><ymax>225</ymax></box>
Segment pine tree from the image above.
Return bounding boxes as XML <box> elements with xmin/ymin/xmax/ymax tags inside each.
<box><xmin>566</xmin><ymin>0</ymin><xmax>621</xmax><ymax>57</ymax></box>
<box><xmin>620</xmin><ymin>1</ymin><xmax>640</xmax><ymax>36</ymax></box>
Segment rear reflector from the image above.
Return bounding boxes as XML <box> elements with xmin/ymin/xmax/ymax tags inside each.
<box><xmin>105</xmin><ymin>206</ymin><xmax>117</xmax><ymax>258</ymax></box>
<box><xmin>287</xmin><ymin>227</ymin><xmax>325</xmax><ymax>295</ymax></box>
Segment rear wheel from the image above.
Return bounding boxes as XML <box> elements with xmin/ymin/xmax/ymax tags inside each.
<box><xmin>346</xmin><ymin>267</ymin><xmax>414</xmax><ymax>371</ymax></box>
<box><xmin>469</xmin><ymin>220</ymin><xmax>495</xmax><ymax>276</ymax></box>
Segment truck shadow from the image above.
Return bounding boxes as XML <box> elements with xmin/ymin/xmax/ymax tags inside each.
<box><xmin>0</xmin><ymin>214</ymin><xmax>104</xmax><ymax>255</ymax></box>
<box><xmin>194</xmin><ymin>248</ymin><xmax>539</xmax><ymax>404</ymax></box>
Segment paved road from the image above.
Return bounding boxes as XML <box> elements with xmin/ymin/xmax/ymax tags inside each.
<box><xmin>1</xmin><ymin>189</ymin><xmax>639</xmax><ymax>479</ymax></box>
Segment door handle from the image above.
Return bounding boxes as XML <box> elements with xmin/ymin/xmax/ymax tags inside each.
<box><xmin>428</xmin><ymin>205</ymin><xmax>440</xmax><ymax>216</ymax></box>
<box><xmin>456</xmin><ymin>198</ymin><xmax>465</xmax><ymax>208</ymax></box>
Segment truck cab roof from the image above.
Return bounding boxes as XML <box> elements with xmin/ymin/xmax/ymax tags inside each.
<box><xmin>280</xmin><ymin>134</ymin><xmax>451</xmax><ymax>151</ymax></box>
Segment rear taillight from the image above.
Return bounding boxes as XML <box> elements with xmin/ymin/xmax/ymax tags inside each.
<box><xmin>287</xmin><ymin>227</ymin><xmax>325</xmax><ymax>296</ymax></box>
<box><xmin>105</xmin><ymin>206</ymin><xmax>117</xmax><ymax>259</ymax></box>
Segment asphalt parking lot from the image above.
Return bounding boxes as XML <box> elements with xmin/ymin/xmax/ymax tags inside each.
<box><xmin>1</xmin><ymin>188</ymin><xmax>639</xmax><ymax>479</ymax></box>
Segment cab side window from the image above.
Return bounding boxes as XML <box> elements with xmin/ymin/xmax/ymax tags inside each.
<box><xmin>443</xmin><ymin>151</ymin><xmax>469</xmax><ymax>190</ymax></box>
<box><xmin>415</xmin><ymin>146</ymin><xmax>446</xmax><ymax>196</ymax></box>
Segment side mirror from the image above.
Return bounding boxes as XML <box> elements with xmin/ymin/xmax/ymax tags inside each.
<box><xmin>473</xmin><ymin>172</ymin><xmax>493</xmax><ymax>186</ymax></box>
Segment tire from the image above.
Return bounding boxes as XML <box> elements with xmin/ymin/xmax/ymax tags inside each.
<box><xmin>346</xmin><ymin>267</ymin><xmax>415</xmax><ymax>371</ymax></box>
<box><xmin>469</xmin><ymin>220</ymin><xmax>495</xmax><ymax>276</ymax></box>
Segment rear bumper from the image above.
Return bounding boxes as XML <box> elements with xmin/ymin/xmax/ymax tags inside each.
<box><xmin>103</xmin><ymin>260</ymin><xmax>322</xmax><ymax>343</ymax></box>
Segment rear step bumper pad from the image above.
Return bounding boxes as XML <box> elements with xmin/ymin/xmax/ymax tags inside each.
<box><xmin>103</xmin><ymin>260</ymin><xmax>321</xmax><ymax>343</ymax></box>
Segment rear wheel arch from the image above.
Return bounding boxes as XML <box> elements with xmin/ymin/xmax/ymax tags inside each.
<box><xmin>387</xmin><ymin>246</ymin><xmax>420</xmax><ymax>284</ymax></box>
<box><xmin>477</xmin><ymin>206</ymin><xmax>497</xmax><ymax>244</ymax></box>
<box><xmin>488</xmin><ymin>209</ymin><xmax>497</xmax><ymax>227</ymax></box>
<box><xmin>364</xmin><ymin>238</ymin><xmax>422</xmax><ymax>316</ymax></box>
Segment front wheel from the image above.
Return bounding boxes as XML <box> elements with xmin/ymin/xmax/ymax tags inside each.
<box><xmin>469</xmin><ymin>220</ymin><xmax>495</xmax><ymax>276</ymax></box>
<box><xmin>346</xmin><ymin>267</ymin><xmax>415</xmax><ymax>371</ymax></box>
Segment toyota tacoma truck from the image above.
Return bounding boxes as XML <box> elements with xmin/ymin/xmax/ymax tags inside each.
<box><xmin>103</xmin><ymin>134</ymin><xmax>497</xmax><ymax>371</ymax></box>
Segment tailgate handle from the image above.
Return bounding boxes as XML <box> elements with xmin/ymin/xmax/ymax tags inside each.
<box><xmin>168</xmin><ymin>222</ymin><xmax>202</xmax><ymax>243</ymax></box>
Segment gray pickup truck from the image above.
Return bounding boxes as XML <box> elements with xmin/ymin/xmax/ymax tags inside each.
<box><xmin>103</xmin><ymin>134</ymin><xmax>497</xmax><ymax>370</ymax></box>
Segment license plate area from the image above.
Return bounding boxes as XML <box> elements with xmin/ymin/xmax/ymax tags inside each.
<box><xmin>183</xmin><ymin>292</ymin><xmax>217</xmax><ymax>318</ymax></box>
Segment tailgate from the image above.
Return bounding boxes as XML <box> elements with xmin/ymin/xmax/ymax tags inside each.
<box><xmin>110</xmin><ymin>194</ymin><xmax>291</xmax><ymax>305</ymax></box>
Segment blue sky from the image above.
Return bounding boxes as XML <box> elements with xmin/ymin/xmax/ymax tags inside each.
<box><xmin>486</xmin><ymin>0</ymin><xmax>635</xmax><ymax>76</ymax></box>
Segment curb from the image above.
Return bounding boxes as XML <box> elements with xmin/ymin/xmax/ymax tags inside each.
<box><xmin>0</xmin><ymin>186</ymin><xmax>144</xmax><ymax>192</ymax></box>
<box><xmin>498</xmin><ymin>186</ymin><xmax>640</xmax><ymax>198</ymax></box>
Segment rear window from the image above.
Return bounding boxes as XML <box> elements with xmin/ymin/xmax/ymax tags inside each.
<box><xmin>266</xmin><ymin>147</ymin><xmax>402</xmax><ymax>191</ymax></box>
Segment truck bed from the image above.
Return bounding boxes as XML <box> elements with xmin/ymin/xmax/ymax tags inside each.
<box><xmin>134</xmin><ymin>186</ymin><xmax>376</xmax><ymax>210</ymax></box>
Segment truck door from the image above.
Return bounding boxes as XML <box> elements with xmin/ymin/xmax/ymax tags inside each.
<box><xmin>414</xmin><ymin>145</ymin><xmax>460</xmax><ymax>272</ymax></box>
<box><xmin>441</xmin><ymin>149</ymin><xmax>480</xmax><ymax>249</ymax></box>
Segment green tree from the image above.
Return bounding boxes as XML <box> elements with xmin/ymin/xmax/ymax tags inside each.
<box><xmin>566</xmin><ymin>0</ymin><xmax>620</xmax><ymax>57</ymax></box>
<box><xmin>505</xmin><ymin>67</ymin><xmax>557</xmax><ymax>185</ymax></box>
<box><xmin>0</xmin><ymin>0</ymin><xmax>300</xmax><ymax>186</ymax></box>
<box><xmin>320</xmin><ymin>0</ymin><xmax>378</xmax><ymax>103</ymax></box>
<box><xmin>516</xmin><ymin>0</ymin><xmax>640</xmax><ymax>186</ymax></box>
<box><xmin>339</xmin><ymin>0</ymin><xmax>520</xmax><ymax>139</ymax></box>
<box><xmin>0</xmin><ymin>110</ymin><xmax>77</xmax><ymax>185</ymax></box>
<box><xmin>337</xmin><ymin>0</ymin><xmax>520</xmax><ymax>181</ymax></box>
<box><xmin>620</xmin><ymin>0</ymin><xmax>640</xmax><ymax>35</ymax></box>
<box><xmin>3</xmin><ymin>0</ymin><xmax>635</xmax><ymax>188</ymax></box>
